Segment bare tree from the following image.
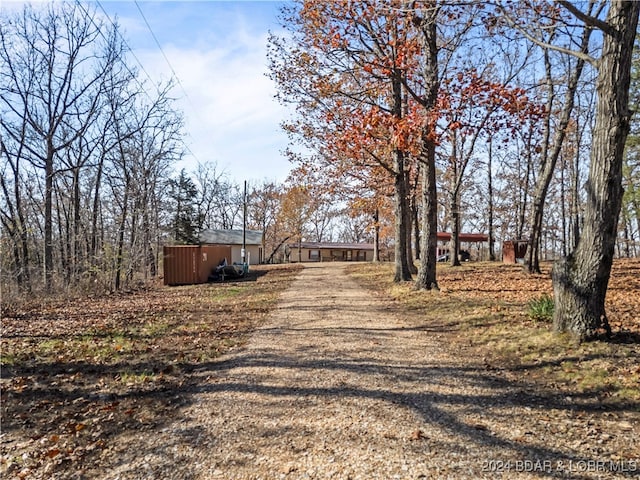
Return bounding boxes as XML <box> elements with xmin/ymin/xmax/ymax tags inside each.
<box><xmin>1</xmin><ymin>3</ymin><xmax>184</xmax><ymax>294</ymax></box>
<box><xmin>193</xmin><ymin>161</ymin><xmax>228</xmax><ymax>231</ymax></box>
<box><xmin>108</xmin><ymin>84</ymin><xmax>183</xmax><ymax>290</ymax></box>
<box><xmin>247</xmin><ymin>180</ymin><xmax>284</xmax><ymax>263</ymax></box>
<box><xmin>524</xmin><ymin>6</ymin><xmax>597</xmax><ymax>273</ymax></box>
<box><xmin>0</xmin><ymin>3</ymin><xmax>121</xmax><ymax>291</ymax></box>
<box><xmin>0</xmin><ymin>122</ymin><xmax>31</xmax><ymax>292</ymax></box>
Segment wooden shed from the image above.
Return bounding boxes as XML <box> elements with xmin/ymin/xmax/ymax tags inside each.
<box><xmin>163</xmin><ymin>245</ymin><xmax>231</xmax><ymax>286</ymax></box>
<box><xmin>503</xmin><ymin>240</ymin><xmax>528</xmax><ymax>264</ymax></box>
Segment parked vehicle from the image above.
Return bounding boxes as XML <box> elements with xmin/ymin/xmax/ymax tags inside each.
<box><xmin>437</xmin><ymin>250</ymin><xmax>470</xmax><ymax>262</ymax></box>
<box><xmin>209</xmin><ymin>258</ymin><xmax>245</xmax><ymax>281</ymax></box>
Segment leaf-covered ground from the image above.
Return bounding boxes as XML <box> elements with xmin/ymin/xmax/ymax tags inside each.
<box><xmin>1</xmin><ymin>259</ymin><xmax>638</xmax><ymax>479</ymax></box>
<box><xmin>350</xmin><ymin>259</ymin><xmax>640</xmax><ymax>409</ymax></box>
<box><xmin>0</xmin><ymin>264</ymin><xmax>302</xmax><ymax>479</ymax></box>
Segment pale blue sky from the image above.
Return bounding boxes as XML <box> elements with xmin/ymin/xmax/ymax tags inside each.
<box><xmin>97</xmin><ymin>1</ymin><xmax>293</xmax><ymax>183</ymax></box>
<box><xmin>1</xmin><ymin>0</ymin><xmax>294</xmax><ymax>183</ymax></box>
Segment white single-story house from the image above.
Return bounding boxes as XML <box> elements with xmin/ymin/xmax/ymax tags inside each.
<box><xmin>287</xmin><ymin>241</ymin><xmax>374</xmax><ymax>263</ymax></box>
<box><xmin>199</xmin><ymin>229</ymin><xmax>263</xmax><ymax>265</ymax></box>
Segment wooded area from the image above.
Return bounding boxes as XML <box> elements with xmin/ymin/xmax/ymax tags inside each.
<box><xmin>1</xmin><ymin>2</ymin><xmax>639</xmax><ymax>476</ymax></box>
<box><xmin>267</xmin><ymin>0</ymin><xmax>640</xmax><ymax>340</ymax></box>
<box><xmin>1</xmin><ymin>1</ymin><xmax>640</xmax><ymax>340</ymax></box>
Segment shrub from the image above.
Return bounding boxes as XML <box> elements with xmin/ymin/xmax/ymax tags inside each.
<box><xmin>528</xmin><ymin>293</ymin><xmax>554</xmax><ymax>322</ymax></box>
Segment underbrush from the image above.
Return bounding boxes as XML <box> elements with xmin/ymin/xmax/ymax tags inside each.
<box><xmin>527</xmin><ymin>293</ymin><xmax>554</xmax><ymax>322</ymax></box>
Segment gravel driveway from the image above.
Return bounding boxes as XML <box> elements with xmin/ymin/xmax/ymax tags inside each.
<box><xmin>107</xmin><ymin>263</ymin><xmax>638</xmax><ymax>480</ymax></box>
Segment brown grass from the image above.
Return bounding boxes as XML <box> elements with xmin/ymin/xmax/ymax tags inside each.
<box><xmin>0</xmin><ymin>264</ymin><xmax>302</xmax><ymax>477</ymax></box>
<box><xmin>349</xmin><ymin>259</ymin><xmax>640</xmax><ymax>407</ymax></box>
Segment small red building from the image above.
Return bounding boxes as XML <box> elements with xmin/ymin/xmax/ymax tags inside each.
<box><xmin>502</xmin><ymin>240</ymin><xmax>528</xmax><ymax>264</ymax></box>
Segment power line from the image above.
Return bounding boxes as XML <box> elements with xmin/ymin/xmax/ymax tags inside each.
<box><xmin>75</xmin><ymin>3</ymin><xmax>122</xmax><ymax>73</ymax></box>
<box><xmin>133</xmin><ymin>0</ymin><xmax>198</xmax><ymax>114</ymax></box>
<box><xmin>91</xmin><ymin>0</ymin><xmax>202</xmax><ymax>164</ymax></box>
<box><xmin>78</xmin><ymin>0</ymin><xmax>156</xmax><ymax>99</ymax></box>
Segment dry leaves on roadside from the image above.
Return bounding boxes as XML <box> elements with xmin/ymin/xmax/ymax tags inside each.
<box><xmin>0</xmin><ymin>264</ymin><xmax>302</xmax><ymax>480</ymax></box>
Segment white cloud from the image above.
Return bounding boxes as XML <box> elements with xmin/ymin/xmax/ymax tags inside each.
<box><xmin>164</xmin><ymin>40</ymin><xmax>291</xmax><ymax>181</ymax></box>
<box><xmin>1</xmin><ymin>0</ymin><xmax>295</xmax><ymax>182</ymax></box>
<box><xmin>110</xmin><ymin>1</ymin><xmax>294</xmax><ymax>183</ymax></box>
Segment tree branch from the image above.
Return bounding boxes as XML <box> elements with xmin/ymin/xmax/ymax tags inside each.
<box><xmin>557</xmin><ymin>0</ymin><xmax>615</xmax><ymax>37</ymax></box>
<box><xmin>494</xmin><ymin>2</ymin><xmax>597</xmax><ymax>67</ymax></box>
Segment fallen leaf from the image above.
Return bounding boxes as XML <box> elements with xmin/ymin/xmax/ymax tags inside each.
<box><xmin>45</xmin><ymin>448</ymin><xmax>61</xmax><ymax>458</ymax></box>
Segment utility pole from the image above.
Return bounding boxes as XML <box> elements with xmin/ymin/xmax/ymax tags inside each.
<box><xmin>242</xmin><ymin>180</ymin><xmax>247</xmax><ymax>270</ymax></box>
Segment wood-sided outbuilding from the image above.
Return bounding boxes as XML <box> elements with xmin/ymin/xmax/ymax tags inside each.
<box><xmin>163</xmin><ymin>229</ymin><xmax>263</xmax><ymax>286</ymax></box>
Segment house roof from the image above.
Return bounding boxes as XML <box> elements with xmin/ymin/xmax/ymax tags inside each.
<box><xmin>199</xmin><ymin>229</ymin><xmax>263</xmax><ymax>245</ymax></box>
<box><xmin>288</xmin><ymin>241</ymin><xmax>375</xmax><ymax>251</ymax></box>
<box><xmin>437</xmin><ymin>232</ymin><xmax>489</xmax><ymax>242</ymax></box>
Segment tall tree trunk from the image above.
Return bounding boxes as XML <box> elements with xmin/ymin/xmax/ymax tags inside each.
<box><xmin>450</xmin><ymin>189</ymin><xmax>461</xmax><ymax>267</ymax></box>
<box><xmin>553</xmin><ymin>1</ymin><xmax>640</xmax><ymax>340</ymax></box>
<box><xmin>55</xmin><ymin>189</ymin><xmax>70</xmax><ymax>284</ymax></box>
<box><xmin>18</xmin><ymin>190</ymin><xmax>31</xmax><ymax>292</ymax></box>
<box><xmin>527</xmin><ymin>48</ymin><xmax>555</xmax><ymax>273</ymax></box>
<box><xmin>571</xmin><ymin>130</ymin><xmax>582</xmax><ymax>252</ymax></box>
<box><xmin>373</xmin><ymin>208</ymin><xmax>380</xmax><ymax>262</ymax></box>
<box><xmin>44</xmin><ymin>147</ymin><xmax>54</xmax><ymax>291</ymax></box>
<box><xmin>393</xmin><ymin>148</ymin><xmax>412</xmax><ymax>281</ymax></box>
<box><xmin>143</xmin><ymin>206</ymin><xmax>155</xmax><ymax>278</ymax></box>
<box><xmin>623</xmin><ymin>213</ymin><xmax>632</xmax><ymax>257</ymax></box>
<box><xmin>114</xmin><ymin>186</ymin><xmax>129</xmax><ymax>291</ymax></box>
<box><xmin>416</xmin><ymin>125</ymin><xmax>439</xmax><ymax>289</ymax></box>
<box><xmin>405</xmin><ymin>171</ymin><xmax>417</xmax><ymax>274</ymax></box>
<box><xmin>414</xmin><ymin>1</ymin><xmax>439</xmax><ymax>290</ymax></box>
<box><xmin>560</xmin><ymin>155</ymin><xmax>567</xmax><ymax>257</ymax></box>
<box><xmin>72</xmin><ymin>166</ymin><xmax>82</xmax><ymax>283</ymax></box>
<box><xmin>11</xmin><ymin>239</ymin><xmax>22</xmax><ymax>289</ymax></box>
<box><xmin>90</xmin><ymin>153</ymin><xmax>105</xmax><ymax>265</ymax></box>
<box><xmin>449</xmin><ymin>135</ymin><xmax>461</xmax><ymax>267</ymax></box>
<box><xmin>449</xmin><ymin>196</ymin><xmax>460</xmax><ymax>267</ymax></box>
<box><xmin>516</xmin><ymin>132</ymin><xmax>532</xmax><ymax>239</ymax></box>
<box><xmin>392</xmin><ymin>67</ymin><xmax>412</xmax><ymax>282</ymax></box>
<box><xmin>412</xmin><ymin>192</ymin><xmax>421</xmax><ymax>261</ymax></box>
<box><xmin>127</xmin><ymin>195</ymin><xmax>140</xmax><ymax>285</ymax></box>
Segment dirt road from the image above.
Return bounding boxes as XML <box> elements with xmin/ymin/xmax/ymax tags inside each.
<box><xmin>106</xmin><ymin>263</ymin><xmax>638</xmax><ymax>479</ymax></box>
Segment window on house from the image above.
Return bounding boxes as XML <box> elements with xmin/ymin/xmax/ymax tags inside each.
<box><xmin>309</xmin><ymin>250</ymin><xmax>320</xmax><ymax>261</ymax></box>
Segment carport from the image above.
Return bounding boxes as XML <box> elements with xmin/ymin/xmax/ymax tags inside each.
<box><xmin>436</xmin><ymin>232</ymin><xmax>489</xmax><ymax>261</ymax></box>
